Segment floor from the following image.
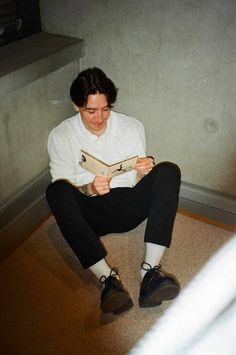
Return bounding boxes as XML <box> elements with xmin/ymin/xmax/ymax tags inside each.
<box><xmin>0</xmin><ymin>213</ymin><xmax>233</xmax><ymax>355</ymax></box>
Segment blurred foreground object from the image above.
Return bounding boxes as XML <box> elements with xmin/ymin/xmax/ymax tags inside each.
<box><xmin>130</xmin><ymin>233</ymin><xmax>236</xmax><ymax>355</ymax></box>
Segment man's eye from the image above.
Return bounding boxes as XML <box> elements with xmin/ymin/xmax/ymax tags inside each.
<box><xmin>87</xmin><ymin>110</ymin><xmax>95</xmax><ymax>114</ymax></box>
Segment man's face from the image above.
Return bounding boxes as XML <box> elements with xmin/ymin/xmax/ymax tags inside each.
<box><xmin>76</xmin><ymin>94</ymin><xmax>111</xmax><ymax>136</ymax></box>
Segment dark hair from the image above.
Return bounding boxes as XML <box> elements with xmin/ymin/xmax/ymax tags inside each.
<box><xmin>70</xmin><ymin>67</ymin><xmax>118</xmax><ymax>107</ymax></box>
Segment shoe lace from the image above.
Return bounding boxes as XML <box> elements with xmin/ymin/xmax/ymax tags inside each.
<box><xmin>141</xmin><ymin>261</ymin><xmax>167</xmax><ymax>277</ymax></box>
<box><xmin>99</xmin><ymin>268</ymin><xmax>119</xmax><ymax>289</ymax></box>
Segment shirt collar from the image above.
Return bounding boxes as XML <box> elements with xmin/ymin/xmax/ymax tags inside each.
<box><xmin>76</xmin><ymin>112</ymin><xmax>113</xmax><ymax>140</ymax></box>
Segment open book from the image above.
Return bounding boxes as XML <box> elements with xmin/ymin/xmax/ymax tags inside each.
<box><xmin>80</xmin><ymin>150</ymin><xmax>138</xmax><ymax>178</ymax></box>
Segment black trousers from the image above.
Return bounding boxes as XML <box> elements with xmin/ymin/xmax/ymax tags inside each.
<box><xmin>46</xmin><ymin>162</ymin><xmax>181</xmax><ymax>269</ymax></box>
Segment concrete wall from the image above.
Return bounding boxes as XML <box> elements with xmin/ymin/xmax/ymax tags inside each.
<box><xmin>0</xmin><ymin>63</ymin><xmax>76</xmax><ymax>202</ymax></box>
<box><xmin>40</xmin><ymin>0</ymin><xmax>236</xmax><ymax>198</ymax></box>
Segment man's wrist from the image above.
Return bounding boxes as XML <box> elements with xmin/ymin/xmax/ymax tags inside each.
<box><xmin>90</xmin><ymin>182</ymin><xmax>97</xmax><ymax>195</ymax></box>
<box><xmin>136</xmin><ymin>171</ymin><xmax>145</xmax><ymax>180</ymax></box>
<box><xmin>78</xmin><ymin>183</ymin><xmax>97</xmax><ymax>196</ymax></box>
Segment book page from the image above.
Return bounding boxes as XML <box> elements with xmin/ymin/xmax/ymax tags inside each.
<box><xmin>80</xmin><ymin>150</ymin><xmax>137</xmax><ymax>177</ymax></box>
<box><xmin>107</xmin><ymin>157</ymin><xmax>138</xmax><ymax>177</ymax></box>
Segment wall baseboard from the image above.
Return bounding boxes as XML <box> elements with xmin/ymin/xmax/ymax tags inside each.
<box><xmin>179</xmin><ymin>181</ymin><xmax>236</xmax><ymax>230</ymax></box>
<box><xmin>0</xmin><ymin>171</ymin><xmax>235</xmax><ymax>261</ymax></box>
<box><xmin>0</xmin><ymin>170</ymin><xmax>51</xmax><ymax>261</ymax></box>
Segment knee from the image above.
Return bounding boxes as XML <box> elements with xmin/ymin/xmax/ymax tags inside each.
<box><xmin>46</xmin><ymin>179</ymin><xmax>74</xmax><ymax>204</ymax></box>
<box><xmin>154</xmin><ymin>161</ymin><xmax>181</xmax><ymax>182</ymax></box>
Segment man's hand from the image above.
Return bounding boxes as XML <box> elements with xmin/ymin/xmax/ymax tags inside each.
<box><xmin>92</xmin><ymin>176</ymin><xmax>111</xmax><ymax>195</ymax></box>
<box><xmin>135</xmin><ymin>157</ymin><xmax>155</xmax><ymax>176</ymax></box>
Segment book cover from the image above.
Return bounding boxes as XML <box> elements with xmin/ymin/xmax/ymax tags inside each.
<box><xmin>80</xmin><ymin>150</ymin><xmax>138</xmax><ymax>178</ymax></box>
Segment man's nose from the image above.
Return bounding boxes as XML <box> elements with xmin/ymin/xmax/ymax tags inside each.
<box><xmin>95</xmin><ymin>110</ymin><xmax>104</xmax><ymax>122</ymax></box>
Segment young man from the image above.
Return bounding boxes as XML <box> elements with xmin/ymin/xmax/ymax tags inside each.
<box><xmin>46</xmin><ymin>67</ymin><xmax>181</xmax><ymax>315</ymax></box>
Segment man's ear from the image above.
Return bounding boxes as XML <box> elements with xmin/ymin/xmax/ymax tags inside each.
<box><xmin>73</xmin><ymin>104</ymin><xmax>80</xmax><ymax>112</ymax></box>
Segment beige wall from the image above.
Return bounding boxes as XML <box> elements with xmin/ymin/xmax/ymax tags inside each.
<box><xmin>40</xmin><ymin>0</ymin><xmax>236</xmax><ymax>197</ymax></box>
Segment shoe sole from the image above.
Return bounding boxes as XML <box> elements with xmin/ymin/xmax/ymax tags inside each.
<box><xmin>101</xmin><ymin>292</ymin><xmax>133</xmax><ymax>315</ymax></box>
<box><xmin>139</xmin><ymin>283</ymin><xmax>180</xmax><ymax>308</ymax></box>
<box><xmin>113</xmin><ymin>298</ymin><xmax>134</xmax><ymax>315</ymax></box>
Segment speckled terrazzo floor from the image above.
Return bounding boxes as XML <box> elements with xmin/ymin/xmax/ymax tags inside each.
<box><xmin>0</xmin><ymin>213</ymin><xmax>233</xmax><ymax>355</ymax></box>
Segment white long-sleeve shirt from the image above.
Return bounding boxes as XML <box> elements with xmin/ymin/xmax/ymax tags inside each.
<box><xmin>47</xmin><ymin>110</ymin><xmax>146</xmax><ymax>188</ymax></box>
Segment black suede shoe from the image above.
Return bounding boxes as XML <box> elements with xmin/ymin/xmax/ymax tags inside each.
<box><xmin>139</xmin><ymin>262</ymin><xmax>180</xmax><ymax>308</ymax></box>
<box><xmin>100</xmin><ymin>269</ymin><xmax>133</xmax><ymax>315</ymax></box>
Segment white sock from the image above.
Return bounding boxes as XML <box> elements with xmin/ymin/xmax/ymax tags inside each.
<box><xmin>141</xmin><ymin>242</ymin><xmax>166</xmax><ymax>280</ymax></box>
<box><xmin>89</xmin><ymin>258</ymin><xmax>112</xmax><ymax>280</ymax></box>
<box><xmin>89</xmin><ymin>259</ymin><xmax>120</xmax><ymax>288</ymax></box>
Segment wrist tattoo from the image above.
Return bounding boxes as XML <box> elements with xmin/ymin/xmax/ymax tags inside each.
<box><xmin>78</xmin><ymin>184</ymin><xmax>93</xmax><ymax>196</ymax></box>
<box><xmin>137</xmin><ymin>171</ymin><xmax>144</xmax><ymax>178</ymax></box>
